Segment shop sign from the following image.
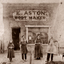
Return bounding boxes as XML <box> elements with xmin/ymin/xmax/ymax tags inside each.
<box><xmin>13</xmin><ymin>10</ymin><xmax>49</xmax><ymax>21</ymax></box>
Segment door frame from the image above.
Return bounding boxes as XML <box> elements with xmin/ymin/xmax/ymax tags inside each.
<box><xmin>11</xmin><ymin>27</ymin><xmax>21</xmax><ymax>50</ymax></box>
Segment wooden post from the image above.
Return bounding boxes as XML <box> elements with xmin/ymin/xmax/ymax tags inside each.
<box><xmin>30</xmin><ymin>50</ymin><xmax>32</xmax><ymax>64</ymax></box>
<box><xmin>26</xmin><ymin>27</ymin><xmax>28</xmax><ymax>42</ymax></box>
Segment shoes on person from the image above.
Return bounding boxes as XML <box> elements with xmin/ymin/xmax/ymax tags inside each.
<box><xmin>36</xmin><ymin>57</ymin><xmax>41</xmax><ymax>60</ymax></box>
<box><xmin>45</xmin><ymin>61</ymin><xmax>49</xmax><ymax>62</ymax></box>
<box><xmin>24</xmin><ymin>59</ymin><xmax>27</xmax><ymax>62</ymax></box>
<box><xmin>51</xmin><ymin>61</ymin><xmax>54</xmax><ymax>63</ymax></box>
<box><xmin>45</xmin><ymin>61</ymin><xmax>54</xmax><ymax>63</ymax></box>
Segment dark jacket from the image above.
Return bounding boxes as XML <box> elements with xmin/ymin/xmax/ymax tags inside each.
<box><xmin>20</xmin><ymin>40</ymin><xmax>27</xmax><ymax>54</ymax></box>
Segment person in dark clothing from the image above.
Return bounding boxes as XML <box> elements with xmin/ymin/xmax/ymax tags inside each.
<box><xmin>34</xmin><ymin>34</ymin><xmax>43</xmax><ymax>60</ymax></box>
<box><xmin>20</xmin><ymin>35</ymin><xmax>27</xmax><ymax>62</ymax></box>
<box><xmin>7</xmin><ymin>40</ymin><xmax>15</xmax><ymax>62</ymax></box>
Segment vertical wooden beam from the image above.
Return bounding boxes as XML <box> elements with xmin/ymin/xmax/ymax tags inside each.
<box><xmin>26</xmin><ymin>27</ymin><xmax>28</xmax><ymax>42</ymax></box>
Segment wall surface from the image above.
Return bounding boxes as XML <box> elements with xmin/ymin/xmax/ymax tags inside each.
<box><xmin>0</xmin><ymin>0</ymin><xmax>64</xmax><ymax>51</ymax></box>
<box><xmin>1</xmin><ymin>0</ymin><xmax>60</xmax><ymax>3</ymax></box>
<box><xmin>55</xmin><ymin>0</ymin><xmax>64</xmax><ymax>47</ymax></box>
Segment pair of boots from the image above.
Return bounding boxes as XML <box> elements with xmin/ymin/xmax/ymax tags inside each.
<box><xmin>46</xmin><ymin>53</ymin><xmax>53</xmax><ymax>62</ymax></box>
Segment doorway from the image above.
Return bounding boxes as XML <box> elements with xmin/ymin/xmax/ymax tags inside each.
<box><xmin>12</xmin><ymin>27</ymin><xmax>20</xmax><ymax>50</ymax></box>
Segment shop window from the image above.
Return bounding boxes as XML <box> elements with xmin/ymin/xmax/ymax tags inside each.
<box><xmin>28</xmin><ymin>31</ymin><xmax>48</xmax><ymax>44</ymax></box>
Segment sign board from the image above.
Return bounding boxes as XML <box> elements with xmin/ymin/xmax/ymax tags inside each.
<box><xmin>13</xmin><ymin>10</ymin><xmax>49</xmax><ymax>21</ymax></box>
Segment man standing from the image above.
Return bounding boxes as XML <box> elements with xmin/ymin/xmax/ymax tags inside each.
<box><xmin>20</xmin><ymin>35</ymin><xmax>28</xmax><ymax>62</ymax></box>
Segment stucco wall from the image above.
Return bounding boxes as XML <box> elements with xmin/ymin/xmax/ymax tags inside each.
<box><xmin>3</xmin><ymin>18</ymin><xmax>49</xmax><ymax>50</ymax></box>
<box><xmin>55</xmin><ymin>0</ymin><xmax>64</xmax><ymax>47</ymax></box>
<box><xmin>1</xmin><ymin>0</ymin><xmax>64</xmax><ymax>51</ymax></box>
<box><xmin>2</xmin><ymin>3</ymin><xmax>58</xmax><ymax>50</ymax></box>
<box><xmin>1</xmin><ymin>0</ymin><xmax>60</xmax><ymax>3</ymax></box>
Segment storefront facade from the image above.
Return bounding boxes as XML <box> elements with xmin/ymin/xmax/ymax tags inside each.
<box><xmin>2</xmin><ymin>3</ymin><xmax>59</xmax><ymax>51</ymax></box>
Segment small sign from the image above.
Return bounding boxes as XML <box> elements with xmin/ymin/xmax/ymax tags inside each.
<box><xmin>13</xmin><ymin>10</ymin><xmax>49</xmax><ymax>21</ymax></box>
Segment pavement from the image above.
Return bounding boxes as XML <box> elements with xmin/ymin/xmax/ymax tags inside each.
<box><xmin>0</xmin><ymin>51</ymin><xmax>64</xmax><ymax>64</ymax></box>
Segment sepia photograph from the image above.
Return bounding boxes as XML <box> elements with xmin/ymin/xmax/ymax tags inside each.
<box><xmin>0</xmin><ymin>0</ymin><xmax>64</xmax><ymax>64</ymax></box>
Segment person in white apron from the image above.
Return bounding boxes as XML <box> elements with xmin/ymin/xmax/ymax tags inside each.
<box><xmin>46</xmin><ymin>37</ymin><xmax>57</xmax><ymax>62</ymax></box>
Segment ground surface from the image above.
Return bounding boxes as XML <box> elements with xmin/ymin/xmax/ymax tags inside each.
<box><xmin>0</xmin><ymin>51</ymin><xmax>64</xmax><ymax>64</ymax></box>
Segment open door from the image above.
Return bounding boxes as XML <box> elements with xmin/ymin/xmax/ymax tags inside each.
<box><xmin>12</xmin><ymin>27</ymin><xmax>20</xmax><ymax>50</ymax></box>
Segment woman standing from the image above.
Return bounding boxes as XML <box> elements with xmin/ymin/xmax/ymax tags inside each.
<box><xmin>7</xmin><ymin>40</ymin><xmax>15</xmax><ymax>62</ymax></box>
<box><xmin>34</xmin><ymin>34</ymin><xmax>43</xmax><ymax>60</ymax></box>
<box><xmin>20</xmin><ymin>35</ymin><xmax>27</xmax><ymax>62</ymax></box>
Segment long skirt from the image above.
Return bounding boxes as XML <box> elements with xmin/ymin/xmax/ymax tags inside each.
<box><xmin>34</xmin><ymin>44</ymin><xmax>43</xmax><ymax>59</ymax></box>
<box><xmin>21</xmin><ymin>44</ymin><xmax>28</xmax><ymax>54</ymax></box>
<box><xmin>7</xmin><ymin>49</ymin><xmax>15</xmax><ymax>58</ymax></box>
